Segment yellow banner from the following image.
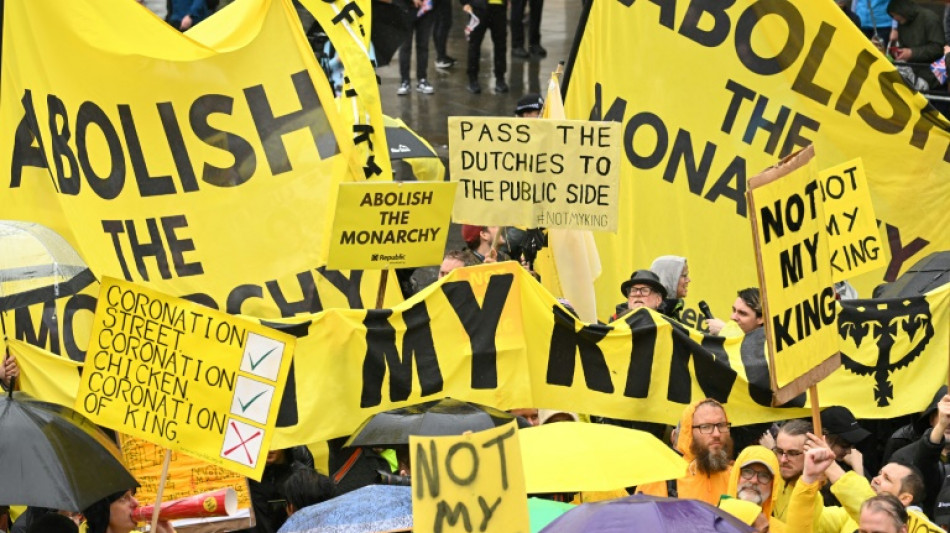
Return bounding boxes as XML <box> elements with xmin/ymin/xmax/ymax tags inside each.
<box><xmin>74</xmin><ymin>278</ymin><xmax>295</xmax><ymax>480</ymax></box>
<box><xmin>0</xmin><ymin>0</ymin><xmax>406</xmax><ymax>320</ymax></box>
<box><xmin>818</xmin><ymin>158</ymin><xmax>885</xmax><ymax>281</ymax></box>
<box><xmin>748</xmin><ymin>148</ymin><xmax>838</xmax><ymax>401</ymax></box>
<box><xmin>563</xmin><ymin>0</ymin><xmax>950</xmax><ymax>322</ymax></box>
<box><xmin>909</xmin><ymin>510</ymin><xmax>944</xmax><ymax>533</ymax></box>
<box><xmin>13</xmin><ymin>264</ymin><xmax>949</xmax><ymax>450</ymax></box>
<box><xmin>327</xmin><ymin>182</ymin><xmax>457</xmax><ymax>270</ymax></box>
<box><xmin>449</xmin><ymin>117</ymin><xmax>620</xmax><ymax>231</ymax></box>
<box><xmin>411</xmin><ymin>422</ymin><xmax>529</xmax><ymax>533</ymax></box>
<box><xmin>120</xmin><ymin>437</ymin><xmax>252</xmax><ymax>511</ymax></box>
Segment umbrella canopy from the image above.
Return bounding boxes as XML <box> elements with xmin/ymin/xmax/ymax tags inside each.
<box><xmin>371</xmin><ymin>0</ymin><xmax>413</xmax><ymax>67</ymax></box>
<box><xmin>519</xmin><ymin>422</ymin><xmax>688</xmax><ymax>493</ymax></box>
<box><xmin>384</xmin><ymin>116</ymin><xmax>444</xmax><ymax>182</ymax></box>
<box><xmin>277</xmin><ymin>485</ymin><xmax>412</xmax><ymax>533</ymax></box>
<box><xmin>529</xmin><ymin>498</ymin><xmax>574</xmax><ymax>533</ymax></box>
<box><xmin>539</xmin><ymin>494</ymin><xmax>755</xmax><ymax>533</ymax></box>
<box><xmin>0</xmin><ymin>220</ymin><xmax>95</xmax><ymax>312</ymax></box>
<box><xmin>344</xmin><ymin>397</ymin><xmax>523</xmax><ymax>448</ymax></box>
<box><xmin>0</xmin><ymin>393</ymin><xmax>138</xmax><ymax>511</ymax></box>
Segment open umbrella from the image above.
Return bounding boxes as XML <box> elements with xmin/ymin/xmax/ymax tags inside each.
<box><xmin>540</xmin><ymin>494</ymin><xmax>755</xmax><ymax>533</ymax></box>
<box><xmin>529</xmin><ymin>498</ymin><xmax>574</xmax><ymax>533</ymax></box>
<box><xmin>344</xmin><ymin>397</ymin><xmax>524</xmax><ymax>448</ymax></box>
<box><xmin>0</xmin><ymin>392</ymin><xmax>138</xmax><ymax>511</ymax></box>
<box><xmin>519</xmin><ymin>422</ymin><xmax>688</xmax><ymax>493</ymax></box>
<box><xmin>0</xmin><ymin>220</ymin><xmax>95</xmax><ymax>312</ymax></box>
<box><xmin>277</xmin><ymin>485</ymin><xmax>412</xmax><ymax>533</ymax></box>
<box><xmin>384</xmin><ymin>115</ymin><xmax>444</xmax><ymax>182</ymax></box>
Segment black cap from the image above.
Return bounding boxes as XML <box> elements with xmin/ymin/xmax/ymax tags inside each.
<box><xmin>515</xmin><ymin>93</ymin><xmax>544</xmax><ymax>116</ymax></box>
<box><xmin>620</xmin><ymin>270</ymin><xmax>667</xmax><ymax>298</ymax></box>
<box><xmin>821</xmin><ymin>406</ymin><xmax>871</xmax><ymax>445</ymax></box>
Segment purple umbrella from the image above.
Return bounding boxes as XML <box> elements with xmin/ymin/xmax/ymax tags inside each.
<box><xmin>539</xmin><ymin>494</ymin><xmax>755</xmax><ymax>533</ymax></box>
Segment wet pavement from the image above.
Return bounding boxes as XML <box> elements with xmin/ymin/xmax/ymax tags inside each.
<box><xmin>376</xmin><ymin>0</ymin><xmax>583</xmax><ymax>159</ymax></box>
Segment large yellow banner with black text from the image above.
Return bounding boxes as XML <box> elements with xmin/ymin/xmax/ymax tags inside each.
<box><xmin>564</xmin><ymin>0</ymin><xmax>950</xmax><ymax>322</ymax></box>
<box><xmin>11</xmin><ymin>264</ymin><xmax>949</xmax><ymax>449</ymax></box>
<box><xmin>0</xmin><ymin>0</ymin><xmax>404</xmax><ymax>326</ymax></box>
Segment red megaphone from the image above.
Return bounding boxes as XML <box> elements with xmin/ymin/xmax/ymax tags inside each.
<box><xmin>133</xmin><ymin>488</ymin><xmax>237</xmax><ymax>522</ymax></box>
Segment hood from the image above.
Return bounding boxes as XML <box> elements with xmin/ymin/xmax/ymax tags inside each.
<box><xmin>887</xmin><ymin>0</ymin><xmax>919</xmax><ymax>22</ymax></box>
<box><xmin>915</xmin><ymin>385</ymin><xmax>949</xmax><ymax>434</ymax></box>
<box><xmin>650</xmin><ymin>256</ymin><xmax>686</xmax><ymax>298</ymax></box>
<box><xmin>727</xmin><ymin>445</ymin><xmax>779</xmax><ymax>518</ymax></box>
<box><xmin>675</xmin><ymin>398</ymin><xmax>729</xmax><ymax>463</ymax></box>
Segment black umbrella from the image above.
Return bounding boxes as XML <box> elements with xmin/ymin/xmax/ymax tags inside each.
<box><xmin>0</xmin><ymin>393</ymin><xmax>138</xmax><ymax>511</ymax></box>
<box><xmin>344</xmin><ymin>397</ymin><xmax>525</xmax><ymax>447</ymax></box>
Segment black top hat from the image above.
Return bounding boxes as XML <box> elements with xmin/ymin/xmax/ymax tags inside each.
<box><xmin>820</xmin><ymin>406</ymin><xmax>871</xmax><ymax>445</ymax></box>
<box><xmin>620</xmin><ymin>270</ymin><xmax>667</xmax><ymax>298</ymax></box>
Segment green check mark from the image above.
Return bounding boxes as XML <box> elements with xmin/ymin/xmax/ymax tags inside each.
<box><xmin>249</xmin><ymin>346</ymin><xmax>278</xmax><ymax>371</ymax></box>
<box><xmin>238</xmin><ymin>390</ymin><xmax>267</xmax><ymax>412</ymax></box>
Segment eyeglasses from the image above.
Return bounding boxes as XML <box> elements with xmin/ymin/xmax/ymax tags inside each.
<box><xmin>628</xmin><ymin>286</ymin><xmax>655</xmax><ymax>297</ymax></box>
<box><xmin>693</xmin><ymin>422</ymin><xmax>731</xmax><ymax>434</ymax></box>
<box><xmin>739</xmin><ymin>467</ymin><xmax>773</xmax><ymax>484</ymax></box>
<box><xmin>773</xmin><ymin>447</ymin><xmax>804</xmax><ymax>458</ymax></box>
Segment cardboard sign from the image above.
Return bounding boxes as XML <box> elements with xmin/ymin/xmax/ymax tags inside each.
<box><xmin>327</xmin><ymin>181</ymin><xmax>457</xmax><ymax>270</ymax></box>
<box><xmin>748</xmin><ymin>147</ymin><xmax>840</xmax><ymax>404</ymax></box>
<box><xmin>411</xmin><ymin>421</ymin><xmax>529</xmax><ymax>533</ymax></box>
<box><xmin>817</xmin><ymin>159</ymin><xmax>885</xmax><ymax>281</ymax></box>
<box><xmin>449</xmin><ymin>117</ymin><xmax>620</xmax><ymax>231</ymax></box>
<box><xmin>75</xmin><ymin>277</ymin><xmax>295</xmax><ymax>480</ymax></box>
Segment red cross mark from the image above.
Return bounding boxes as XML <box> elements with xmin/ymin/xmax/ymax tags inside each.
<box><xmin>223</xmin><ymin>421</ymin><xmax>262</xmax><ymax>464</ymax></box>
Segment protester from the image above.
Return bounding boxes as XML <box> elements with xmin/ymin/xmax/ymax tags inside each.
<box><xmin>707</xmin><ymin>287</ymin><xmax>763</xmax><ymax>335</ymax></box>
<box><xmin>888</xmin><ymin>0</ymin><xmax>945</xmax><ymax>90</ymax></box>
<box><xmin>83</xmin><ymin>490</ymin><xmax>175</xmax><ymax>533</ymax></box>
<box><xmin>538</xmin><ymin>409</ymin><xmax>578</xmax><ymax>424</ymax></box>
<box><xmin>460</xmin><ymin>225</ymin><xmax>508</xmax><ymax>262</ymax></box>
<box><xmin>26</xmin><ymin>514</ymin><xmax>77</xmax><ymax>533</ymax></box>
<box><xmin>650</xmin><ymin>255</ymin><xmax>690</xmax><ymax>319</ymax></box>
<box><xmin>889</xmin><ymin>392</ymin><xmax>950</xmax><ymax>519</ymax></box>
<box><xmin>431</xmin><ymin>0</ymin><xmax>456</xmax><ymax>68</ymax></box>
<box><xmin>0</xmin><ymin>355</ymin><xmax>17</xmax><ymax>391</ymax></box>
<box><xmin>509</xmin><ymin>408</ymin><xmax>540</xmax><ymax>426</ymax></box>
<box><xmin>859</xmin><ymin>494</ymin><xmax>909</xmax><ymax>533</ymax></box>
<box><xmin>821</xmin><ymin>406</ymin><xmax>876</xmax><ymax>483</ymax></box>
<box><xmin>438</xmin><ymin>249</ymin><xmax>479</xmax><ymax>278</ymax></box>
<box><xmin>615</xmin><ymin>269</ymin><xmax>666</xmax><ymax>319</ymax></box>
<box><xmin>461</xmin><ymin>0</ymin><xmax>509</xmax><ymax>94</ymax></box>
<box><xmin>237</xmin><ymin>447</ymin><xmax>315</xmax><ymax>533</ymax></box>
<box><xmin>396</xmin><ymin>0</ymin><xmax>436</xmax><ymax>96</ymax></box>
<box><xmin>884</xmin><ymin>386</ymin><xmax>948</xmax><ymax>462</ymax></box>
<box><xmin>282</xmin><ymin>469</ymin><xmax>335</xmax><ymax>516</ymax></box>
<box><xmin>637</xmin><ymin>398</ymin><xmax>733</xmax><ymax>505</ymax></box>
<box><xmin>772</xmin><ymin>419</ymin><xmax>812</xmax><ymax>523</ymax></box>
<box><xmin>166</xmin><ymin>0</ymin><xmax>209</xmax><ymax>31</ymax></box>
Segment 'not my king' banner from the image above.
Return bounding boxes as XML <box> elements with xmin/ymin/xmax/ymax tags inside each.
<box><xmin>564</xmin><ymin>0</ymin><xmax>950</xmax><ymax>322</ymax></box>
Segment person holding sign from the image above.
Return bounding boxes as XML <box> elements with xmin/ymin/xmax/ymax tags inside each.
<box><xmin>460</xmin><ymin>224</ymin><xmax>508</xmax><ymax>263</ymax></box>
<box><xmin>637</xmin><ymin>398</ymin><xmax>733</xmax><ymax>505</ymax></box>
<box><xmin>83</xmin><ymin>490</ymin><xmax>175</xmax><ymax>533</ymax></box>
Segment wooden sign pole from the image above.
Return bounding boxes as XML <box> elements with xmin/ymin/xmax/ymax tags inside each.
<box><xmin>809</xmin><ymin>385</ymin><xmax>822</xmax><ymax>436</ymax></box>
<box><xmin>149</xmin><ymin>449</ymin><xmax>173</xmax><ymax>532</ymax></box>
<box><xmin>375</xmin><ymin>270</ymin><xmax>389</xmax><ymax>310</ymax></box>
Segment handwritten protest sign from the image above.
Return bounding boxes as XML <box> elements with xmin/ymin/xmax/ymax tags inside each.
<box><xmin>327</xmin><ymin>182</ymin><xmax>457</xmax><ymax>270</ymax></box>
<box><xmin>448</xmin><ymin>117</ymin><xmax>620</xmax><ymax>231</ymax></box>
<box><xmin>75</xmin><ymin>277</ymin><xmax>295</xmax><ymax>480</ymax></box>
<box><xmin>120</xmin><ymin>437</ymin><xmax>252</xmax><ymax>512</ymax></box>
<box><xmin>411</xmin><ymin>421</ymin><xmax>529</xmax><ymax>533</ymax></box>
<box><xmin>817</xmin><ymin>159</ymin><xmax>885</xmax><ymax>281</ymax></box>
<box><xmin>748</xmin><ymin>147</ymin><xmax>840</xmax><ymax>404</ymax></box>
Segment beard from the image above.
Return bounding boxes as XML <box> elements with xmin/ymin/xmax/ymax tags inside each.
<box><xmin>691</xmin><ymin>437</ymin><xmax>733</xmax><ymax>475</ymax></box>
<box><xmin>737</xmin><ymin>485</ymin><xmax>764</xmax><ymax>505</ymax></box>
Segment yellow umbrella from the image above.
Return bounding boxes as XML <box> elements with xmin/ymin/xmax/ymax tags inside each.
<box><xmin>519</xmin><ymin>422</ymin><xmax>688</xmax><ymax>493</ymax></box>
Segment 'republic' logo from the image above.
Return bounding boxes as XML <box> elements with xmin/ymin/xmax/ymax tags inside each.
<box><xmin>371</xmin><ymin>254</ymin><xmax>379</xmax><ymax>261</ymax></box>
<box><xmin>838</xmin><ymin>297</ymin><xmax>933</xmax><ymax>406</ymax></box>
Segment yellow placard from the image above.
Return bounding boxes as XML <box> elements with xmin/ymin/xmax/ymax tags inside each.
<box><xmin>564</xmin><ymin>0</ymin><xmax>950</xmax><ymax>323</ymax></box>
<box><xmin>818</xmin><ymin>159</ymin><xmax>885</xmax><ymax>281</ymax></box>
<box><xmin>908</xmin><ymin>510</ymin><xmax>945</xmax><ymax>533</ymax></box>
<box><xmin>411</xmin><ymin>421</ymin><xmax>529</xmax><ymax>533</ymax></box>
<box><xmin>749</xmin><ymin>148</ymin><xmax>839</xmax><ymax>403</ymax></box>
<box><xmin>327</xmin><ymin>182</ymin><xmax>457</xmax><ymax>270</ymax></box>
<box><xmin>120</xmin><ymin>437</ymin><xmax>252</xmax><ymax>511</ymax></box>
<box><xmin>449</xmin><ymin>117</ymin><xmax>620</xmax><ymax>231</ymax></box>
<box><xmin>74</xmin><ymin>277</ymin><xmax>295</xmax><ymax>480</ymax></box>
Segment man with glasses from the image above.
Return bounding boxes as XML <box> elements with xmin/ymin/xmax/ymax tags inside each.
<box><xmin>616</xmin><ymin>269</ymin><xmax>667</xmax><ymax>319</ymax></box>
<box><xmin>772</xmin><ymin>419</ymin><xmax>812</xmax><ymax>522</ymax></box>
<box><xmin>637</xmin><ymin>398</ymin><xmax>733</xmax><ymax>505</ymax></box>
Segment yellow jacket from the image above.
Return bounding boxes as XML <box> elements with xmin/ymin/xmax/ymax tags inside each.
<box><xmin>724</xmin><ymin>446</ymin><xmax>818</xmax><ymax>533</ymax></box>
<box><xmin>637</xmin><ymin>398</ymin><xmax>732</xmax><ymax>506</ymax></box>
